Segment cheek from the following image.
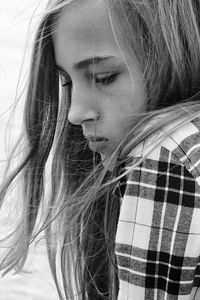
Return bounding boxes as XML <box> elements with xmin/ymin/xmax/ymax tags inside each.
<box><xmin>104</xmin><ymin>85</ymin><xmax>141</xmax><ymax>126</ymax></box>
<box><xmin>116</xmin><ymin>100</ymin><xmax>136</xmax><ymax>132</ymax></box>
<box><xmin>118</xmin><ymin>94</ymin><xmax>135</xmax><ymax>117</ymax></box>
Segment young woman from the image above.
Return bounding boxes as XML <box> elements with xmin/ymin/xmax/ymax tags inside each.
<box><xmin>1</xmin><ymin>0</ymin><xmax>200</xmax><ymax>299</ymax></box>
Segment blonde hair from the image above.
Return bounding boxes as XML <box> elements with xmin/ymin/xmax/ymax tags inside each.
<box><xmin>1</xmin><ymin>0</ymin><xmax>200</xmax><ymax>299</ymax></box>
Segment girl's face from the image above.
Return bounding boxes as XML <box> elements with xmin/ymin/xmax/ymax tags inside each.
<box><xmin>53</xmin><ymin>0</ymin><xmax>146</xmax><ymax>160</ymax></box>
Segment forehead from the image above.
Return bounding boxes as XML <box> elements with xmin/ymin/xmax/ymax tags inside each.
<box><xmin>61</xmin><ymin>1</ymin><xmax>108</xmax><ymax>33</ymax></box>
<box><xmin>54</xmin><ymin>0</ymin><xmax>111</xmax><ymax>39</ymax></box>
<box><xmin>53</xmin><ymin>0</ymin><xmax>125</xmax><ymax>64</ymax></box>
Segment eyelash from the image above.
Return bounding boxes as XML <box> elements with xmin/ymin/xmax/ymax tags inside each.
<box><xmin>61</xmin><ymin>72</ymin><xmax>119</xmax><ymax>87</ymax></box>
<box><xmin>95</xmin><ymin>72</ymin><xmax>119</xmax><ymax>85</ymax></box>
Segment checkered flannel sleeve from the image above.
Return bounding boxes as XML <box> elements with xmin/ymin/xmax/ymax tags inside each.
<box><xmin>115</xmin><ymin>118</ymin><xmax>200</xmax><ymax>299</ymax></box>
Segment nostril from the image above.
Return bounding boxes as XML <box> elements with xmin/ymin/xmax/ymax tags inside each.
<box><xmin>81</xmin><ymin>117</ymin><xmax>98</xmax><ymax>124</ymax></box>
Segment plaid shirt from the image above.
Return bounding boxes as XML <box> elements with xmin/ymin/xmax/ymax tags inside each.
<box><xmin>115</xmin><ymin>117</ymin><xmax>200</xmax><ymax>299</ymax></box>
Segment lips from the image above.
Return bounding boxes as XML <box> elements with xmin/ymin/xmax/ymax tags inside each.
<box><xmin>85</xmin><ymin>135</ymin><xmax>108</xmax><ymax>142</ymax></box>
<box><xmin>84</xmin><ymin>136</ymin><xmax>108</xmax><ymax>153</ymax></box>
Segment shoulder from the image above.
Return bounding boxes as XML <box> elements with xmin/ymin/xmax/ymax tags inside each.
<box><xmin>161</xmin><ymin>116</ymin><xmax>200</xmax><ymax>157</ymax></box>
<box><xmin>162</xmin><ymin>117</ymin><xmax>200</xmax><ymax>180</ymax></box>
<box><xmin>127</xmin><ymin>116</ymin><xmax>200</xmax><ymax>181</ymax></box>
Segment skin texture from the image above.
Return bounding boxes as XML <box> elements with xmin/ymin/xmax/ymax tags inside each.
<box><xmin>53</xmin><ymin>0</ymin><xmax>146</xmax><ymax>161</ymax></box>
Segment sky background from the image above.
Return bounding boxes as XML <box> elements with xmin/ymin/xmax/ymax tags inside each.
<box><xmin>0</xmin><ymin>0</ymin><xmax>48</xmax><ymax>159</ymax></box>
<box><xmin>0</xmin><ymin>1</ymin><xmax>59</xmax><ymax>299</ymax></box>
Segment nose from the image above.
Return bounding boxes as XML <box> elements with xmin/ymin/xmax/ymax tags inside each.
<box><xmin>68</xmin><ymin>86</ymin><xmax>100</xmax><ymax>125</ymax></box>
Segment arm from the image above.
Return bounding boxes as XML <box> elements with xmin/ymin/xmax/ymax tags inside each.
<box><xmin>115</xmin><ymin>152</ymin><xmax>200</xmax><ymax>299</ymax></box>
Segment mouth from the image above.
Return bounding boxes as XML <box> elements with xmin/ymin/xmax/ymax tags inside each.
<box><xmin>85</xmin><ymin>136</ymin><xmax>108</xmax><ymax>153</ymax></box>
<box><xmin>85</xmin><ymin>135</ymin><xmax>108</xmax><ymax>142</ymax></box>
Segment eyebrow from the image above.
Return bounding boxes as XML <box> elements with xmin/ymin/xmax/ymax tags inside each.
<box><xmin>56</xmin><ymin>56</ymin><xmax>116</xmax><ymax>73</ymax></box>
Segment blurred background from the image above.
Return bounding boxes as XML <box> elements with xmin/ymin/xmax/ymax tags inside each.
<box><xmin>0</xmin><ymin>1</ymin><xmax>59</xmax><ymax>299</ymax></box>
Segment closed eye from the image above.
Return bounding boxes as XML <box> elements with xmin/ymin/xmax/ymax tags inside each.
<box><xmin>60</xmin><ymin>71</ymin><xmax>119</xmax><ymax>88</ymax></box>
<box><xmin>95</xmin><ymin>72</ymin><xmax>119</xmax><ymax>85</ymax></box>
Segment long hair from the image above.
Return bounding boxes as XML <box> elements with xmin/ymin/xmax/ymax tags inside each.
<box><xmin>1</xmin><ymin>0</ymin><xmax>200</xmax><ymax>299</ymax></box>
